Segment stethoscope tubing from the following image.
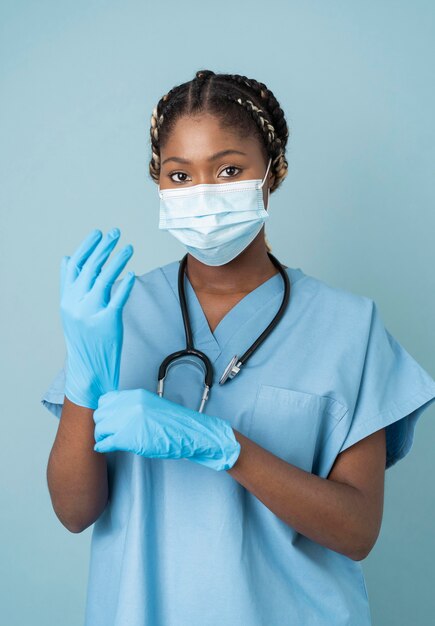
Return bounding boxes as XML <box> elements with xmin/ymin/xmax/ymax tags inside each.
<box><xmin>157</xmin><ymin>252</ymin><xmax>291</xmax><ymax>412</ymax></box>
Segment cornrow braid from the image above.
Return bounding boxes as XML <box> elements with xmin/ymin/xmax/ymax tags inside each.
<box><xmin>149</xmin><ymin>84</ymin><xmax>190</xmax><ymax>184</ymax></box>
<box><xmin>225</xmin><ymin>96</ymin><xmax>288</xmax><ymax>193</ymax></box>
<box><xmin>148</xmin><ymin>69</ymin><xmax>291</xmax><ymax>252</ymax></box>
<box><xmin>229</xmin><ymin>74</ymin><xmax>289</xmax><ymax>149</ymax></box>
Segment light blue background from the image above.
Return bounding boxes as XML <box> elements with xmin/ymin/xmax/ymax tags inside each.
<box><xmin>1</xmin><ymin>1</ymin><xmax>434</xmax><ymax>624</ymax></box>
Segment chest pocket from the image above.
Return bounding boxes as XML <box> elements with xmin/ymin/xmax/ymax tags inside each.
<box><xmin>248</xmin><ymin>384</ymin><xmax>348</xmax><ymax>472</ymax></box>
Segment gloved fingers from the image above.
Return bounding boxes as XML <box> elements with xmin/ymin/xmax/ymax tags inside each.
<box><xmin>93</xmin><ymin>244</ymin><xmax>134</xmax><ymax>307</ymax></box>
<box><xmin>60</xmin><ymin>255</ymin><xmax>70</xmax><ymax>299</ymax></box>
<box><xmin>75</xmin><ymin>228</ymin><xmax>121</xmax><ymax>293</ymax></box>
<box><xmin>67</xmin><ymin>229</ymin><xmax>103</xmax><ymax>285</ymax></box>
<box><xmin>94</xmin><ymin>434</ymin><xmax>117</xmax><ymax>454</ymax></box>
<box><xmin>107</xmin><ymin>270</ymin><xmax>136</xmax><ymax>310</ymax></box>
<box><xmin>93</xmin><ymin>390</ymin><xmax>120</xmax><ymax>423</ymax></box>
<box><xmin>94</xmin><ymin>428</ymin><xmax>161</xmax><ymax>457</ymax></box>
<box><xmin>93</xmin><ymin>401</ymin><xmax>122</xmax><ymax>441</ymax></box>
<box><xmin>94</xmin><ymin>419</ymin><xmax>115</xmax><ymax>442</ymax></box>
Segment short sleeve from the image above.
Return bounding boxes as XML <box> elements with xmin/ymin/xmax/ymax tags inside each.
<box><xmin>40</xmin><ymin>356</ymin><xmax>67</xmax><ymax>419</ymax></box>
<box><xmin>337</xmin><ymin>301</ymin><xmax>435</xmax><ymax>469</ymax></box>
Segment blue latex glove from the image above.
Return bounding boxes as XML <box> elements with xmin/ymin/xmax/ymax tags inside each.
<box><xmin>93</xmin><ymin>388</ymin><xmax>242</xmax><ymax>472</ymax></box>
<box><xmin>60</xmin><ymin>228</ymin><xmax>136</xmax><ymax>409</ymax></box>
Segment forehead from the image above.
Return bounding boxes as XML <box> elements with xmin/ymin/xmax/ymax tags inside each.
<box><xmin>160</xmin><ymin>113</ymin><xmax>263</xmax><ymax>161</ymax></box>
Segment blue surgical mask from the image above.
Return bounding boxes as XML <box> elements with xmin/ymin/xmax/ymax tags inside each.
<box><xmin>158</xmin><ymin>158</ymin><xmax>272</xmax><ymax>266</ymax></box>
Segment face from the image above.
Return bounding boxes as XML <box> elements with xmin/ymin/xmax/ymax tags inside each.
<box><xmin>158</xmin><ymin>113</ymin><xmax>274</xmax><ymax>209</ymax></box>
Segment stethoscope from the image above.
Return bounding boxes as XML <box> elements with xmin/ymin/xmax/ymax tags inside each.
<box><xmin>157</xmin><ymin>252</ymin><xmax>291</xmax><ymax>413</ymax></box>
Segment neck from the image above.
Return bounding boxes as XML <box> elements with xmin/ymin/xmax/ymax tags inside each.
<box><xmin>184</xmin><ymin>229</ymin><xmax>279</xmax><ymax>295</ymax></box>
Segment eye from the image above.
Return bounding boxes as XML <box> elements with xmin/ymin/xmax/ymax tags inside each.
<box><xmin>169</xmin><ymin>171</ymin><xmax>191</xmax><ymax>183</ymax></box>
<box><xmin>219</xmin><ymin>166</ymin><xmax>242</xmax><ymax>178</ymax></box>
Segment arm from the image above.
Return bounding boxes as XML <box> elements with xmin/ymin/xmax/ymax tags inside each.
<box><xmin>47</xmin><ymin>396</ymin><xmax>108</xmax><ymax>533</ymax></box>
<box><xmin>227</xmin><ymin>426</ymin><xmax>386</xmax><ymax>561</ymax></box>
<box><xmin>90</xmin><ymin>387</ymin><xmax>385</xmax><ymax>558</ymax></box>
<box><xmin>46</xmin><ymin>228</ymin><xmax>135</xmax><ymax>533</ymax></box>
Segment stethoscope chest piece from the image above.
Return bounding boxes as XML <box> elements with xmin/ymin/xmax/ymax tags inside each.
<box><xmin>219</xmin><ymin>355</ymin><xmax>242</xmax><ymax>385</ymax></box>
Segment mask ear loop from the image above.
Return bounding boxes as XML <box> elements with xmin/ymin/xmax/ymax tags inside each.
<box><xmin>260</xmin><ymin>158</ymin><xmax>273</xmax><ymax>210</ymax></box>
<box><xmin>261</xmin><ymin>157</ymin><xmax>273</xmax><ymax>187</ymax></box>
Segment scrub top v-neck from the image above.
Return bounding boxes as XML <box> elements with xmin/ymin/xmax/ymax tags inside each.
<box><xmin>169</xmin><ymin>260</ymin><xmax>288</xmax><ymax>366</ymax></box>
<box><xmin>41</xmin><ymin>259</ymin><xmax>435</xmax><ymax>626</ymax></box>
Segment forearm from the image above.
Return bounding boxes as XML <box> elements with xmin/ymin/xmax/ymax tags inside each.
<box><xmin>47</xmin><ymin>396</ymin><xmax>108</xmax><ymax>533</ymax></box>
<box><xmin>227</xmin><ymin>429</ymin><xmax>370</xmax><ymax>561</ymax></box>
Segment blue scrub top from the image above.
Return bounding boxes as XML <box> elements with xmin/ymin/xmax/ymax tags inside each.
<box><xmin>41</xmin><ymin>260</ymin><xmax>435</xmax><ymax>626</ymax></box>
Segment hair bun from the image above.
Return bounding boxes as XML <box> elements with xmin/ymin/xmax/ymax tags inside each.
<box><xmin>195</xmin><ymin>69</ymin><xmax>215</xmax><ymax>81</ymax></box>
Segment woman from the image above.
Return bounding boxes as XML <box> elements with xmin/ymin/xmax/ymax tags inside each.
<box><xmin>41</xmin><ymin>69</ymin><xmax>435</xmax><ymax>626</ymax></box>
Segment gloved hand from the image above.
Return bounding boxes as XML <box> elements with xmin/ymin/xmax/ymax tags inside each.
<box><xmin>60</xmin><ymin>228</ymin><xmax>136</xmax><ymax>409</ymax></box>
<box><xmin>93</xmin><ymin>388</ymin><xmax>242</xmax><ymax>472</ymax></box>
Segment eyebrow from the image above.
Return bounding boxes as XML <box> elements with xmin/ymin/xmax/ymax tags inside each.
<box><xmin>161</xmin><ymin>149</ymin><xmax>247</xmax><ymax>166</ymax></box>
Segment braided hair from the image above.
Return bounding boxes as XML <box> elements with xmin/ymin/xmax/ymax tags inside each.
<box><xmin>149</xmin><ymin>69</ymin><xmax>290</xmax><ymax>252</ymax></box>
